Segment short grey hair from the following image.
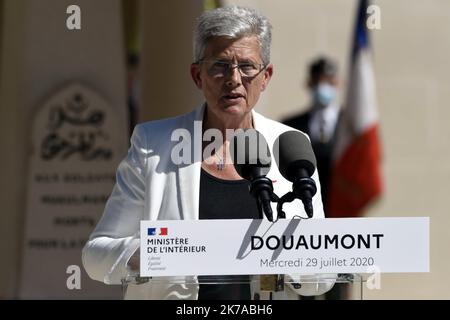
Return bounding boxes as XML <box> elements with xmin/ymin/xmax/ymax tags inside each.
<box><xmin>193</xmin><ymin>6</ymin><xmax>272</xmax><ymax>65</ymax></box>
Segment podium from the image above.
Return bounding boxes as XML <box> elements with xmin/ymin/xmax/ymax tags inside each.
<box><xmin>127</xmin><ymin>217</ymin><xmax>428</xmax><ymax>299</ymax></box>
<box><xmin>121</xmin><ymin>274</ymin><xmax>363</xmax><ymax>300</ymax></box>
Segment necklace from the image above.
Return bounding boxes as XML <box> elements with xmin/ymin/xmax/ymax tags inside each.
<box><xmin>214</xmin><ymin>142</ymin><xmax>228</xmax><ymax>171</ymax></box>
<box><xmin>215</xmin><ymin>152</ymin><xmax>225</xmax><ymax>170</ymax></box>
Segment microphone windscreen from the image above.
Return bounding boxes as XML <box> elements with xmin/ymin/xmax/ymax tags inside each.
<box><xmin>230</xmin><ymin>129</ymin><xmax>271</xmax><ymax>180</ymax></box>
<box><xmin>273</xmin><ymin>130</ymin><xmax>317</xmax><ymax>181</ymax></box>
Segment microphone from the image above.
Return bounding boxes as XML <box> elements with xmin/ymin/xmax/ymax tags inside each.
<box><xmin>230</xmin><ymin>129</ymin><xmax>276</xmax><ymax>221</ymax></box>
<box><xmin>274</xmin><ymin>131</ymin><xmax>317</xmax><ymax>218</ymax></box>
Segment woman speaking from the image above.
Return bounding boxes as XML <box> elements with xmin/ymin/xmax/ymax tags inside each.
<box><xmin>82</xmin><ymin>6</ymin><xmax>325</xmax><ymax>300</ymax></box>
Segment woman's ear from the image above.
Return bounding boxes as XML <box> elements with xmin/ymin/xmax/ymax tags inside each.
<box><xmin>260</xmin><ymin>64</ymin><xmax>273</xmax><ymax>91</ymax></box>
<box><xmin>190</xmin><ymin>63</ymin><xmax>202</xmax><ymax>89</ymax></box>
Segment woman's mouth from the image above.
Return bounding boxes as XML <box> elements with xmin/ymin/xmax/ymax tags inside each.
<box><xmin>221</xmin><ymin>93</ymin><xmax>245</xmax><ymax>104</ymax></box>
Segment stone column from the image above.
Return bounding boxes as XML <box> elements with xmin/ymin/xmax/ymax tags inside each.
<box><xmin>139</xmin><ymin>0</ymin><xmax>205</xmax><ymax>122</ymax></box>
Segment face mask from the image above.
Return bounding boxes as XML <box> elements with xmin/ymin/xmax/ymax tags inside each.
<box><xmin>313</xmin><ymin>83</ymin><xmax>336</xmax><ymax>107</ymax></box>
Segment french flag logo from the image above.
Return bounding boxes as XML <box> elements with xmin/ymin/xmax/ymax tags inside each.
<box><xmin>147</xmin><ymin>227</ymin><xmax>168</xmax><ymax>236</ymax></box>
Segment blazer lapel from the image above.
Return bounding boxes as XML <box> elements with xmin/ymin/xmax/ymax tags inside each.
<box><xmin>177</xmin><ymin>105</ymin><xmax>205</xmax><ymax>220</ymax></box>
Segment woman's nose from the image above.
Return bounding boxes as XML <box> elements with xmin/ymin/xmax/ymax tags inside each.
<box><xmin>225</xmin><ymin>66</ymin><xmax>242</xmax><ymax>87</ymax></box>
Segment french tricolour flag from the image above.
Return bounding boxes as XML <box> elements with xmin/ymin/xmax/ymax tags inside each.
<box><xmin>328</xmin><ymin>0</ymin><xmax>383</xmax><ymax>218</ymax></box>
<box><xmin>147</xmin><ymin>227</ymin><xmax>168</xmax><ymax>236</ymax></box>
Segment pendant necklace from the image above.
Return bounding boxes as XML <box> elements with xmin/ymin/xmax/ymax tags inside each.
<box><xmin>215</xmin><ymin>152</ymin><xmax>225</xmax><ymax>170</ymax></box>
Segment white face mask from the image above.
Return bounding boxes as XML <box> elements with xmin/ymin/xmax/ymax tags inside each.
<box><xmin>313</xmin><ymin>83</ymin><xmax>336</xmax><ymax>107</ymax></box>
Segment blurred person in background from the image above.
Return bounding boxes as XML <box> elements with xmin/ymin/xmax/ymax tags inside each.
<box><xmin>283</xmin><ymin>56</ymin><xmax>341</xmax><ymax>216</ymax></box>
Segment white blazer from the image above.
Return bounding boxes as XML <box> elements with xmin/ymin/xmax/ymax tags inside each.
<box><xmin>82</xmin><ymin>105</ymin><xmax>326</xmax><ymax>299</ymax></box>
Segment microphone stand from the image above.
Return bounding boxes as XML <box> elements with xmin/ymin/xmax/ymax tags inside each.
<box><xmin>276</xmin><ymin>176</ymin><xmax>317</xmax><ymax>219</ymax></box>
<box><xmin>249</xmin><ymin>176</ymin><xmax>279</xmax><ymax>221</ymax></box>
<box><xmin>249</xmin><ymin>177</ymin><xmax>286</xmax><ymax>297</ymax></box>
<box><xmin>251</xmin><ymin>175</ymin><xmax>317</xmax><ymax>298</ymax></box>
<box><xmin>266</xmin><ymin>177</ymin><xmax>316</xmax><ymax>300</ymax></box>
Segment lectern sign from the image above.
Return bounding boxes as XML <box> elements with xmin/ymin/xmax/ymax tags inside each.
<box><xmin>140</xmin><ymin>217</ymin><xmax>429</xmax><ymax>276</ymax></box>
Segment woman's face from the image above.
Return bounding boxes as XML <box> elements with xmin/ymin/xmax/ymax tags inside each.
<box><xmin>191</xmin><ymin>36</ymin><xmax>273</xmax><ymax>123</ymax></box>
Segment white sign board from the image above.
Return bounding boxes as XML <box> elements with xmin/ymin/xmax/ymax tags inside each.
<box><xmin>140</xmin><ymin>217</ymin><xmax>429</xmax><ymax>276</ymax></box>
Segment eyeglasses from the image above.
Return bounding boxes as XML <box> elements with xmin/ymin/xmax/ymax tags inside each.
<box><xmin>198</xmin><ymin>59</ymin><xmax>267</xmax><ymax>78</ymax></box>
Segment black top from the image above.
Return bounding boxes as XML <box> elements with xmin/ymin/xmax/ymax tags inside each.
<box><xmin>198</xmin><ymin>169</ymin><xmax>260</xmax><ymax>300</ymax></box>
<box><xmin>199</xmin><ymin>168</ymin><xmax>260</xmax><ymax>220</ymax></box>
